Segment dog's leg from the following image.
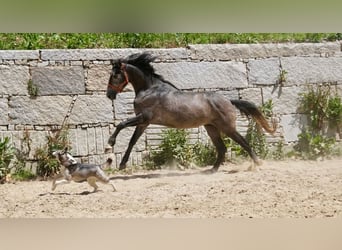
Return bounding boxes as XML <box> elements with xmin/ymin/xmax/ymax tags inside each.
<box><xmin>51</xmin><ymin>173</ymin><xmax>63</xmax><ymax>191</ymax></box>
<box><xmin>87</xmin><ymin>177</ymin><xmax>99</xmax><ymax>192</ymax></box>
<box><xmin>109</xmin><ymin>181</ymin><xmax>116</xmax><ymax>192</ymax></box>
<box><xmin>95</xmin><ymin>169</ymin><xmax>116</xmax><ymax>192</ymax></box>
<box><xmin>51</xmin><ymin>169</ymin><xmax>73</xmax><ymax>191</ymax></box>
<box><xmin>52</xmin><ymin>179</ymin><xmax>71</xmax><ymax>191</ymax></box>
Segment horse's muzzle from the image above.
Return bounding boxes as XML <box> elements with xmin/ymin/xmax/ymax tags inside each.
<box><xmin>106</xmin><ymin>91</ymin><xmax>117</xmax><ymax>100</ymax></box>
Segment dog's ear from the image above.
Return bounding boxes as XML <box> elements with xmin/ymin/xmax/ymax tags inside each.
<box><xmin>63</xmin><ymin>146</ymin><xmax>69</xmax><ymax>153</ymax></box>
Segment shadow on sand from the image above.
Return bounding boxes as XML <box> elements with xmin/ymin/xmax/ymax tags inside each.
<box><xmin>109</xmin><ymin>167</ymin><xmax>240</xmax><ymax>181</ymax></box>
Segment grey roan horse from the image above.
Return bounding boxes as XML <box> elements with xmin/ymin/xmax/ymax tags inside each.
<box><xmin>106</xmin><ymin>52</ymin><xmax>276</xmax><ymax>172</ymax></box>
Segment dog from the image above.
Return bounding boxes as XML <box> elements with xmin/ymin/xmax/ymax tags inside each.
<box><xmin>52</xmin><ymin>149</ymin><xmax>116</xmax><ymax>193</ymax></box>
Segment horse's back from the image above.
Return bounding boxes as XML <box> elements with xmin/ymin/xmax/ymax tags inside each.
<box><xmin>137</xmin><ymin>88</ymin><xmax>236</xmax><ymax>128</ymax></box>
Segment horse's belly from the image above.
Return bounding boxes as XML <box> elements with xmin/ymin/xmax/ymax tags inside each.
<box><xmin>153</xmin><ymin>109</ymin><xmax>209</xmax><ymax>128</ymax></box>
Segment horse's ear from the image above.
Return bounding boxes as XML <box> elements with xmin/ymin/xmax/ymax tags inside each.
<box><xmin>110</xmin><ymin>59</ymin><xmax>122</xmax><ymax>66</ymax></box>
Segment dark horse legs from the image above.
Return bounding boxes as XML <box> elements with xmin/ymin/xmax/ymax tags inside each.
<box><xmin>107</xmin><ymin>116</ymin><xmax>260</xmax><ymax>172</ymax></box>
<box><xmin>205</xmin><ymin>125</ymin><xmax>260</xmax><ymax>172</ymax></box>
<box><xmin>107</xmin><ymin>114</ymin><xmax>145</xmax><ymax>147</ymax></box>
<box><xmin>118</xmin><ymin>125</ymin><xmax>147</xmax><ymax>170</ymax></box>
<box><xmin>204</xmin><ymin>125</ymin><xmax>227</xmax><ymax>172</ymax></box>
<box><xmin>228</xmin><ymin>130</ymin><xmax>261</xmax><ymax>168</ymax></box>
<box><xmin>106</xmin><ymin>114</ymin><xmax>148</xmax><ymax>169</ymax></box>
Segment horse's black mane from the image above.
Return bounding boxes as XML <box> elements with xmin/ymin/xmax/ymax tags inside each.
<box><xmin>124</xmin><ymin>52</ymin><xmax>179</xmax><ymax>90</ymax></box>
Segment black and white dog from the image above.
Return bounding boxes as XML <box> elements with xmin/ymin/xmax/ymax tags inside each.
<box><xmin>52</xmin><ymin>149</ymin><xmax>116</xmax><ymax>193</ymax></box>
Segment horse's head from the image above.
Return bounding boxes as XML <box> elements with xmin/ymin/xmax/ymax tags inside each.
<box><xmin>106</xmin><ymin>59</ymin><xmax>129</xmax><ymax>100</ymax></box>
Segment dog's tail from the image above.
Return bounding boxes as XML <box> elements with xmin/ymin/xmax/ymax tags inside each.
<box><xmin>101</xmin><ymin>158</ymin><xmax>113</xmax><ymax>170</ymax></box>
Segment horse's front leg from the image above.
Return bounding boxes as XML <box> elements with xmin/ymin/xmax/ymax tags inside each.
<box><xmin>119</xmin><ymin>124</ymin><xmax>148</xmax><ymax>170</ymax></box>
<box><xmin>105</xmin><ymin>114</ymin><xmax>145</xmax><ymax>153</ymax></box>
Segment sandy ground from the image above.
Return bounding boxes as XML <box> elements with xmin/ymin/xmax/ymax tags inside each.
<box><xmin>1</xmin><ymin>158</ymin><xmax>342</xmax><ymax>218</ymax></box>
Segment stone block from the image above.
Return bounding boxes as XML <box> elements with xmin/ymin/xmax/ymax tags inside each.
<box><xmin>281</xmin><ymin>57</ymin><xmax>342</xmax><ymax>85</ymax></box>
<box><xmin>0</xmin><ymin>98</ymin><xmax>8</xmax><ymax>125</ymax></box>
<box><xmin>146</xmin><ymin>48</ymin><xmax>188</xmax><ymax>61</ymax></box>
<box><xmin>248</xmin><ymin>58</ymin><xmax>280</xmax><ymax>85</ymax></box>
<box><xmin>94</xmin><ymin>126</ymin><xmax>105</xmax><ymax>153</ymax></box>
<box><xmin>31</xmin><ymin>66</ymin><xmax>85</xmax><ymax>95</ymax></box>
<box><xmin>69</xmin><ymin>95</ymin><xmax>114</xmax><ymax>125</ymax></box>
<box><xmin>4</xmin><ymin>130</ymin><xmax>50</xmax><ymax>160</ymax></box>
<box><xmin>75</xmin><ymin>128</ymin><xmax>88</xmax><ymax>156</ymax></box>
<box><xmin>8</xmin><ymin>96</ymin><xmax>73</xmax><ymax>125</ymax></box>
<box><xmin>41</xmin><ymin>49</ymin><xmax>142</xmax><ymax>61</ymax></box>
<box><xmin>239</xmin><ymin>88</ymin><xmax>263</xmax><ymax>106</ymax></box>
<box><xmin>113</xmin><ymin>92</ymin><xmax>135</xmax><ymax>120</ymax></box>
<box><xmin>188</xmin><ymin>42</ymin><xmax>340</xmax><ymax>61</ymax></box>
<box><xmin>87</xmin><ymin>65</ymin><xmax>111</xmax><ymax>91</ymax></box>
<box><xmin>153</xmin><ymin>61</ymin><xmax>248</xmax><ymax>89</ymax></box>
<box><xmin>87</xmin><ymin>127</ymin><xmax>96</xmax><ymax>155</ymax></box>
<box><xmin>216</xmin><ymin>89</ymin><xmax>240</xmax><ymax>100</ymax></box>
<box><xmin>68</xmin><ymin>129</ymin><xmax>78</xmax><ymax>155</ymax></box>
<box><xmin>27</xmin><ymin>131</ymin><xmax>49</xmax><ymax>159</ymax></box>
<box><xmin>0</xmin><ymin>65</ymin><xmax>30</xmax><ymax>96</ymax></box>
<box><xmin>280</xmin><ymin>114</ymin><xmax>307</xmax><ymax>142</ymax></box>
<box><xmin>69</xmin><ymin>126</ymin><xmax>109</xmax><ymax>156</ymax></box>
<box><xmin>262</xmin><ymin>86</ymin><xmax>306</xmax><ymax>115</ymax></box>
<box><xmin>0</xmin><ymin>50</ymin><xmax>39</xmax><ymax>60</ymax></box>
<box><xmin>40</xmin><ymin>48</ymin><xmax>187</xmax><ymax>61</ymax></box>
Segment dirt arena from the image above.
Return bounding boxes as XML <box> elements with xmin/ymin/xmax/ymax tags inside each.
<box><xmin>1</xmin><ymin>158</ymin><xmax>342</xmax><ymax>218</ymax></box>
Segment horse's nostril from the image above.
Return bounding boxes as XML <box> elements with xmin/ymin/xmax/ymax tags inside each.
<box><xmin>106</xmin><ymin>92</ymin><xmax>117</xmax><ymax>100</ymax></box>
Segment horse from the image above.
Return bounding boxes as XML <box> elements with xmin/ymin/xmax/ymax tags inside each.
<box><xmin>105</xmin><ymin>52</ymin><xmax>276</xmax><ymax>172</ymax></box>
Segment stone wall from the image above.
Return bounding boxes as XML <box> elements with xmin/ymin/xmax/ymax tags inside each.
<box><xmin>0</xmin><ymin>42</ymin><xmax>341</xmax><ymax>168</ymax></box>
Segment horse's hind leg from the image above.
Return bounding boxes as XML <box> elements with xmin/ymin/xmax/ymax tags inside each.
<box><xmin>204</xmin><ymin>125</ymin><xmax>227</xmax><ymax>172</ymax></box>
<box><xmin>228</xmin><ymin>130</ymin><xmax>261</xmax><ymax>170</ymax></box>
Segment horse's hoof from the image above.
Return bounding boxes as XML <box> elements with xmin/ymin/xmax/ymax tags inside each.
<box><xmin>247</xmin><ymin>163</ymin><xmax>259</xmax><ymax>172</ymax></box>
<box><xmin>118</xmin><ymin>164</ymin><xmax>126</xmax><ymax>170</ymax></box>
<box><xmin>256</xmin><ymin>159</ymin><xmax>263</xmax><ymax>166</ymax></box>
<box><xmin>247</xmin><ymin>165</ymin><xmax>255</xmax><ymax>171</ymax></box>
<box><xmin>107</xmin><ymin>137</ymin><xmax>116</xmax><ymax>147</ymax></box>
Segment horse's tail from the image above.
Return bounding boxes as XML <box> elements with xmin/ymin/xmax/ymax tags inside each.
<box><xmin>230</xmin><ymin>100</ymin><xmax>276</xmax><ymax>134</ymax></box>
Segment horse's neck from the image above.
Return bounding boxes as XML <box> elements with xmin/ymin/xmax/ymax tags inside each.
<box><xmin>131</xmin><ymin>75</ymin><xmax>178</xmax><ymax>96</ymax></box>
<box><xmin>152</xmin><ymin>77</ymin><xmax>179</xmax><ymax>90</ymax></box>
<box><xmin>129</xmin><ymin>76</ymin><xmax>150</xmax><ymax>94</ymax></box>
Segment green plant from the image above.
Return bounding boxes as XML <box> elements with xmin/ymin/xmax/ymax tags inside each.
<box><xmin>294</xmin><ymin>84</ymin><xmax>341</xmax><ymax>159</ymax></box>
<box><xmin>298</xmin><ymin>84</ymin><xmax>342</xmax><ymax>132</ymax></box>
<box><xmin>12</xmin><ymin>169</ymin><xmax>36</xmax><ymax>181</ymax></box>
<box><xmin>0</xmin><ymin>33</ymin><xmax>340</xmax><ymax>50</ymax></box>
<box><xmin>192</xmin><ymin>142</ymin><xmax>217</xmax><ymax>167</ymax></box>
<box><xmin>12</xmin><ymin>129</ymin><xmax>36</xmax><ymax>181</ymax></box>
<box><xmin>223</xmin><ymin>137</ymin><xmax>245</xmax><ymax>159</ymax></box>
<box><xmin>145</xmin><ymin>129</ymin><xmax>193</xmax><ymax>169</ymax></box>
<box><xmin>242</xmin><ymin>100</ymin><xmax>274</xmax><ymax>159</ymax></box>
<box><xmin>294</xmin><ymin>130</ymin><xmax>335</xmax><ymax>160</ymax></box>
<box><xmin>35</xmin><ymin>127</ymin><xmax>70</xmax><ymax>179</ymax></box>
<box><xmin>145</xmin><ymin>129</ymin><xmax>218</xmax><ymax>169</ymax></box>
<box><xmin>0</xmin><ymin>137</ymin><xmax>16</xmax><ymax>183</ymax></box>
<box><xmin>327</xmin><ymin>95</ymin><xmax>342</xmax><ymax>128</ymax></box>
<box><xmin>27</xmin><ymin>79</ymin><xmax>38</xmax><ymax>97</ymax></box>
<box><xmin>277</xmin><ymin>69</ymin><xmax>287</xmax><ymax>87</ymax></box>
<box><xmin>271</xmin><ymin>140</ymin><xmax>286</xmax><ymax>160</ymax></box>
